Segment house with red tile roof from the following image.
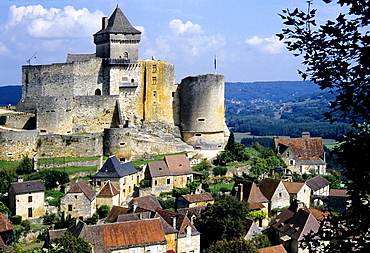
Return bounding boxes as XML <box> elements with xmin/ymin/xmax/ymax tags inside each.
<box><xmin>259</xmin><ymin>178</ymin><xmax>290</xmax><ymax>213</ymax></box>
<box><xmin>176</xmin><ymin>192</ymin><xmax>214</xmax><ymax>209</ymax></box>
<box><xmin>8</xmin><ymin>180</ymin><xmax>45</xmax><ymax>220</ymax></box>
<box><xmin>283</xmin><ymin>181</ymin><xmax>311</xmax><ymax>208</ymax></box>
<box><xmin>0</xmin><ymin>213</ymin><xmax>14</xmax><ymax>250</ymax></box>
<box><xmin>269</xmin><ymin>200</ymin><xmax>321</xmax><ymax>253</ymax></box>
<box><xmin>274</xmin><ymin>133</ymin><xmax>326</xmax><ymax>175</ymax></box>
<box><xmin>258</xmin><ymin>244</ymin><xmax>287</xmax><ymax>253</ymax></box>
<box><xmin>96</xmin><ymin>180</ymin><xmax>120</xmax><ymax>208</ymax></box>
<box><xmin>60</xmin><ymin>179</ymin><xmax>96</xmax><ymax>219</ymax></box>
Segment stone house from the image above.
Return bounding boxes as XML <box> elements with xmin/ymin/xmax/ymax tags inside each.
<box><xmin>274</xmin><ymin>133</ymin><xmax>326</xmax><ymax>175</ymax></box>
<box><xmin>259</xmin><ymin>178</ymin><xmax>290</xmax><ymax>214</ymax></box>
<box><xmin>0</xmin><ymin>213</ymin><xmax>14</xmax><ymax>249</ymax></box>
<box><xmin>269</xmin><ymin>200</ymin><xmax>321</xmax><ymax>253</ymax></box>
<box><xmin>306</xmin><ymin>175</ymin><xmax>330</xmax><ymax>207</ymax></box>
<box><xmin>165</xmin><ymin>154</ymin><xmax>194</xmax><ymax>188</ymax></box>
<box><xmin>60</xmin><ymin>179</ymin><xmax>96</xmax><ymax>220</ymax></box>
<box><xmin>131</xmin><ymin>195</ymin><xmax>162</xmax><ymax>212</ymax></box>
<box><xmin>96</xmin><ymin>180</ymin><xmax>120</xmax><ymax>208</ymax></box>
<box><xmin>9</xmin><ymin>180</ymin><xmax>45</xmax><ymax>220</ymax></box>
<box><xmin>91</xmin><ymin>156</ymin><xmax>139</xmax><ymax>205</ymax></box>
<box><xmin>231</xmin><ymin>179</ymin><xmax>269</xmax><ymax>228</ymax></box>
<box><xmin>283</xmin><ymin>181</ymin><xmax>311</xmax><ymax>208</ymax></box>
<box><xmin>176</xmin><ymin>192</ymin><xmax>214</xmax><ymax>209</ymax></box>
<box><xmin>48</xmin><ymin>218</ymin><xmax>167</xmax><ymax>253</ymax></box>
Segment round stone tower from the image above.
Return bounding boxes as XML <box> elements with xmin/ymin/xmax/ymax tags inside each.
<box><xmin>180</xmin><ymin>74</ymin><xmax>227</xmax><ymax>149</ymax></box>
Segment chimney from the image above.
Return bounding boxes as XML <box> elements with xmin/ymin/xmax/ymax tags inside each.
<box><xmin>238</xmin><ymin>183</ymin><xmax>244</xmax><ymax>201</ymax></box>
<box><xmin>302</xmin><ymin>132</ymin><xmax>310</xmax><ymax>138</ymax></box>
<box><xmin>17</xmin><ymin>176</ymin><xmax>23</xmax><ymax>183</ymax></box>
<box><xmin>98</xmin><ymin>155</ymin><xmax>103</xmax><ymax>172</ymax></box>
<box><xmin>132</xmin><ymin>203</ymin><xmax>138</xmax><ymax>213</ymax></box>
<box><xmin>102</xmin><ymin>17</ymin><xmax>108</xmax><ymax>29</ymax></box>
<box><xmin>171</xmin><ymin>216</ymin><xmax>177</xmax><ymax>229</ymax></box>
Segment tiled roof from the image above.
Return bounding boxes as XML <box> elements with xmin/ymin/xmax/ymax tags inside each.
<box><xmin>177</xmin><ymin>206</ymin><xmax>206</xmax><ymax>217</ymax></box>
<box><xmin>0</xmin><ymin>213</ymin><xmax>13</xmax><ymax>232</ymax></box>
<box><xmin>309</xmin><ymin>208</ymin><xmax>329</xmax><ymax>221</ymax></box>
<box><xmin>258</xmin><ymin>244</ymin><xmax>287</xmax><ymax>253</ymax></box>
<box><xmin>0</xmin><ymin>236</ymin><xmax>15</xmax><ymax>253</ymax></box>
<box><xmin>94</xmin><ymin>6</ymin><xmax>141</xmax><ymax>35</ymax></box>
<box><xmin>259</xmin><ymin>178</ymin><xmax>281</xmax><ymax>200</ymax></box>
<box><xmin>97</xmin><ymin>181</ymin><xmax>119</xmax><ymax>197</ymax></box>
<box><xmin>67</xmin><ymin>179</ymin><xmax>96</xmax><ymax>201</ymax></box>
<box><xmin>274</xmin><ymin>137</ymin><xmax>324</xmax><ymax>161</ymax></box>
<box><xmin>100</xmin><ymin>219</ymin><xmax>166</xmax><ymax>249</ymax></box>
<box><xmin>132</xmin><ymin>195</ymin><xmax>162</xmax><ymax>212</ymax></box>
<box><xmin>231</xmin><ymin>179</ymin><xmax>269</xmax><ymax>206</ymax></box>
<box><xmin>147</xmin><ymin>161</ymin><xmax>170</xmax><ymax>178</ymax></box>
<box><xmin>105</xmin><ymin>206</ymin><xmax>130</xmax><ymax>223</ymax></box>
<box><xmin>329</xmin><ymin>189</ymin><xmax>350</xmax><ymax>198</ymax></box>
<box><xmin>306</xmin><ymin>176</ymin><xmax>330</xmax><ymax>191</ymax></box>
<box><xmin>155</xmin><ymin>208</ymin><xmax>199</xmax><ymax>235</ymax></box>
<box><xmin>164</xmin><ymin>154</ymin><xmax>192</xmax><ymax>175</ymax></box>
<box><xmin>10</xmin><ymin>180</ymin><xmax>45</xmax><ymax>194</ymax></box>
<box><xmin>92</xmin><ymin>156</ymin><xmax>137</xmax><ymax>178</ymax></box>
<box><xmin>180</xmin><ymin>192</ymin><xmax>214</xmax><ymax>203</ymax></box>
<box><xmin>116</xmin><ymin>211</ymin><xmax>157</xmax><ymax>222</ymax></box>
<box><xmin>283</xmin><ymin>181</ymin><xmax>305</xmax><ymax>194</ymax></box>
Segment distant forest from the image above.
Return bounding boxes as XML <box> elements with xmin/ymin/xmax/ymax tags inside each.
<box><xmin>0</xmin><ymin>81</ymin><xmax>350</xmax><ymax>139</ymax></box>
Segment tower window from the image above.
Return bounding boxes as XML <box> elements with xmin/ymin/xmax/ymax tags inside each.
<box><xmin>152</xmin><ymin>77</ymin><xmax>157</xmax><ymax>85</ymax></box>
<box><xmin>198</xmin><ymin>118</ymin><xmax>205</xmax><ymax>122</ymax></box>
<box><xmin>153</xmin><ymin>91</ymin><xmax>157</xmax><ymax>97</ymax></box>
<box><xmin>95</xmin><ymin>89</ymin><xmax>101</xmax><ymax>95</ymax></box>
<box><xmin>195</xmin><ymin>133</ymin><xmax>202</xmax><ymax>136</ymax></box>
<box><xmin>152</xmin><ymin>65</ymin><xmax>157</xmax><ymax>73</ymax></box>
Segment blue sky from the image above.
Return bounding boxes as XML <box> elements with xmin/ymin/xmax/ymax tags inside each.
<box><xmin>0</xmin><ymin>0</ymin><xmax>342</xmax><ymax>85</ymax></box>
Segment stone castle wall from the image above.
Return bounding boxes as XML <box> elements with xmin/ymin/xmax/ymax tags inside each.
<box><xmin>0</xmin><ymin>130</ymin><xmax>38</xmax><ymax>160</ymax></box>
<box><xmin>4</xmin><ymin>113</ymin><xmax>35</xmax><ymax>129</ymax></box>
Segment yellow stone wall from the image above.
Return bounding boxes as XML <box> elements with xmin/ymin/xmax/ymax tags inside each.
<box><xmin>14</xmin><ymin>192</ymin><xmax>45</xmax><ymax>220</ymax></box>
<box><xmin>172</xmin><ymin>174</ymin><xmax>193</xmax><ymax>188</ymax></box>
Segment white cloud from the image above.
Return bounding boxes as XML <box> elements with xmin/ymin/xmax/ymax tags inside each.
<box><xmin>169</xmin><ymin>19</ymin><xmax>203</xmax><ymax>35</ymax></box>
<box><xmin>5</xmin><ymin>5</ymin><xmax>104</xmax><ymax>38</ymax></box>
<box><xmin>245</xmin><ymin>35</ymin><xmax>285</xmax><ymax>54</ymax></box>
<box><xmin>0</xmin><ymin>42</ymin><xmax>10</xmax><ymax>55</ymax></box>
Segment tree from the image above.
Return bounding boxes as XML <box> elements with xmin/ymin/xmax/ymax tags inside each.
<box><xmin>250</xmin><ymin>233</ymin><xmax>271</xmax><ymax>249</ymax></box>
<box><xmin>250</xmin><ymin>157</ymin><xmax>269</xmax><ymax>178</ymax></box>
<box><xmin>205</xmin><ymin>239</ymin><xmax>258</xmax><ymax>253</ymax></box>
<box><xmin>0</xmin><ymin>169</ymin><xmax>16</xmax><ymax>193</ymax></box>
<box><xmin>48</xmin><ymin>232</ymin><xmax>91</xmax><ymax>253</ymax></box>
<box><xmin>97</xmin><ymin>204</ymin><xmax>110</xmax><ymax>218</ymax></box>
<box><xmin>279</xmin><ymin>0</ymin><xmax>370</xmax><ymax>251</ymax></box>
<box><xmin>29</xmin><ymin>169</ymin><xmax>69</xmax><ymax>189</ymax></box>
<box><xmin>194</xmin><ymin>195</ymin><xmax>250</xmax><ymax>250</ymax></box>
<box><xmin>0</xmin><ymin>201</ymin><xmax>10</xmax><ymax>214</ymax></box>
<box><xmin>16</xmin><ymin>156</ymin><xmax>34</xmax><ymax>175</ymax></box>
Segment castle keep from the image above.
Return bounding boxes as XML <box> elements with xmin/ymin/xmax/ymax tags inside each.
<box><xmin>1</xmin><ymin>6</ymin><xmax>228</xmax><ymax>161</ymax></box>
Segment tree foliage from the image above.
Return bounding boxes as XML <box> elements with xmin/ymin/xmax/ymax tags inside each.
<box><xmin>194</xmin><ymin>195</ymin><xmax>250</xmax><ymax>250</ymax></box>
<box><xmin>97</xmin><ymin>204</ymin><xmax>110</xmax><ymax>219</ymax></box>
<box><xmin>48</xmin><ymin>232</ymin><xmax>91</xmax><ymax>253</ymax></box>
<box><xmin>205</xmin><ymin>239</ymin><xmax>258</xmax><ymax>253</ymax></box>
<box><xmin>29</xmin><ymin>169</ymin><xmax>69</xmax><ymax>189</ymax></box>
<box><xmin>250</xmin><ymin>232</ymin><xmax>271</xmax><ymax>249</ymax></box>
<box><xmin>16</xmin><ymin>156</ymin><xmax>34</xmax><ymax>175</ymax></box>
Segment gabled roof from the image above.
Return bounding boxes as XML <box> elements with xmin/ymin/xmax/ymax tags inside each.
<box><xmin>10</xmin><ymin>180</ymin><xmax>45</xmax><ymax>194</ymax></box>
<box><xmin>155</xmin><ymin>208</ymin><xmax>199</xmax><ymax>235</ymax></box>
<box><xmin>329</xmin><ymin>189</ymin><xmax>350</xmax><ymax>198</ymax></box>
<box><xmin>309</xmin><ymin>208</ymin><xmax>329</xmax><ymax>221</ymax></box>
<box><xmin>92</xmin><ymin>156</ymin><xmax>137</xmax><ymax>178</ymax></box>
<box><xmin>94</xmin><ymin>6</ymin><xmax>141</xmax><ymax>35</ymax></box>
<box><xmin>274</xmin><ymin>137</ymin><xmax>324</xmax><ymax>161</ymax></box>
<box><xmin>164</xmin><ymin>154</ymin><xmax>192</xmax><ymax>175</ymax></box>
<box><xmin>180</xmin><ymin>192</ymin><xmax>214</xmax><ymax>203</ymax></box>
<box><xmin>0</xmin><ymin>213</ymin><xmax>13</xmax><ymax>232</ymax></box>
<box><xmin>100</xmin><ymin>219</ymin><xmax>166</xmax><ymax>249</ymax></box>
<box><xmin>97</xmin><ymin>180</ymin><xmax>120</xmax><ymax>197</ymax></box>
<box><xmin>177</xmin><ymin>206</ymin><xmax>206</xmax><ymax>217</ymax></box>
<box><xmin>66</xmin><ymin>179</ymin><xmax>96</xmax><ymax>201</ymax></box>
<box><xmin>283</xmin><ymin>181</ymin><xmax>305</xmax><ymax>194</ymax></box>
<box><xmin>306</xmin><ymin>176</ymin><xmax>330</xmax><ymax>191</ymax></box>
<box><xmin>132</xmin><ymin>195</ymin><xmax>162</xmax><ymax>212</ymax></box>
<box><xmin>147</xmin><ymin>161</ymin><xmax>170</xmax><ymax>178</ymax></box>
<box><xmin>259</xmin><ymin>178</ymin><xmax>281</xmax><ymax>200</ymax></box>
<box><xmin>258</xmin><ymin>244</ymin><xmax>287</xmax><ymax>253</ymax></box>
<box><xmin>105</xmin><ymin>206</ymin><xmax>130</xmax><ymax>223</ymax></box>
<box><xmin>231</xmin><ymin>179</ymin><xmax>269</xmax><ymax>207</ymax></box>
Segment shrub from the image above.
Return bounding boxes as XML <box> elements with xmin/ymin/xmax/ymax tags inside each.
<box><xmin>139</xmin><ymin>179</ymin><xmax>151</xmax><ymax>188</ymax></box>
<box><xmin>21</xmin><ymin>220</ymin><xmax>31</xmax><ymax>230</ymax></box>
<box><xmin>213</xmin><ymin>166</ymin><xmax>228</xmax><ymax>176</ymax></box>
<box><xmin>158</xmin><ymin>198</ymin><xmax>176</xmax><ymax>210</ymax></box>
<box><xmin>85</xmin><ymin>213</ymin><xmax>99</xmax><ymax>225</ymax></box>
<box><xmin>97</xmin><ymin>204</ymin><xmax>110</xmax><ymax>218</ymax></box>
<box><xmin>9</xmin><ymin>215</ymin><xmax>22</xmax><ymax>225</ymax></box>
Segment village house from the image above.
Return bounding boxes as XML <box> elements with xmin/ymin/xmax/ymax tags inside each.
<box><xmin>8</xmin><ymin>180</ymin><xmax>45</xmax><ymax>220</ymax></box>
<box><xmin>0</xmin><ymin>213</ymin><xmax>14</xmax><ymax>249</ymax></box>
<box><xmin>231</xmin><ymin>179</ymin><xmax>269</xmax><ymax>228</ymax></box>
<box><xmin>259</xmin><ymin>178</ymin><xmax>290</xmax><ymax>214</ymax></box>
<box><xmin>269</xmin><ymin>200</ymin><xmax>321</xmax><ymax>253</ymax></box>
<box><xmin>131</xmin><ymin>195</ymin><xmax>162</xmax><ymax>212</ymax></box>
<box><xmin>283</xmin><ymin>181</ymin><xmax>311</xmax><ymax>208</ymax></box>
<box><xmin>306</xmin><ymin>175</ymin><xmax>330</xmax><ymax>207</ymax></box>
<box><xmin>96</xmin><ymin>180</ymin><xmax>120</xmax><ymax>208</ymax></box>
<box><xmin>91</xmin><ymin>156</ymin><xmax>139</xmax><ymax>206</ymax></box>
<box><xmin>60</xmin><ymin>179</ymin><xmax>96</xmax><ymax>220</ymax></box>
<box><xmin>274</xmin><ymin>133</ymin><xmax>326</xmax><ymax>175</ymax></box>
<box><xmin>176</xmin><ymin>192</ymin><xmax>214</xmax><ymax>209</ymax></box>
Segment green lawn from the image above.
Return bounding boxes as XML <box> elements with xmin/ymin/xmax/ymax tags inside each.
<box><xmin>0</xmin><ymin>160</ymin><xmax>19</xmax><ymax>170</ymax></box>
<box><xmin>208</xmin><ymin>182</ymin><xmax>234</xmax><ymax>192</ymax></box>
<box><xmin>37</xmin><ymin>156</ymin><xmax>105</xmax><ymax>165</ymax></box>
<box><xmin>53</xmin><ymin>166</ymin><xmax>98</xmax><ymax>175</ymax></box>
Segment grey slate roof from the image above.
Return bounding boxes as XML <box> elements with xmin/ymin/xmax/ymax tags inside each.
<box><xmin>306</xmin><ymin>176</ymin><xmax>330</xmax><ymax>191</ymax></box>
<box><xmin>92</xmin><ymin>156</ymin><xmax>137</xmax><ymax>178</ymax></box>
<box><xmin>94</xmin><ymin>6</ymin><xmax>141</xmax><ymax>35</ymax></box>
<box><xmin>10</xmin><ymin>180</ymin><xmax>45</xmax><ymax>194</ymax></box>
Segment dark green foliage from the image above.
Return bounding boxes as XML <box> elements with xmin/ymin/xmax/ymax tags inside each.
<box><xmin>97</xmin><ymin>204</ymin><xmax>110</xmax><ymax>218</ymax></box>
<box><xmin>194</xmin><ymin>195</ymin><xmax>250</xmax><ymax>249</ymax></box>
<box><xmin>266</xmin><ymin>156</ymin><xmax>287</xmax><ymax>168</ymax></box>
<box><xmin>186</xmin><ymin>180</ymin><xmax>201</xmax><ymax>194</ymax></box>
<box><xmin>218</xmin><ymin>187</ymin><xmax>230</xmax><ymax>193</ymax></box>
<box><xmin>213</xmin><ymin>150</ymin><xmax>234</xmax><ymax>166</ymax></box>
<box><xmin>9</xmin><ymin>215</ymin><xmax>22</xmax><ymax>225</ymax></box>
<box><xmin>192</xmin><ymin>159</ymin><xmax>211</xmax><ymax>171</ymax></box>
<box><xmin>250</xmin><ymin>232</ymin><xmax>271</xmax><ymax>249</ymax></box>
<box><xmin>21</xmin><ymin>220</ymin><xmax>31</xmax><ymax>230</ymax></box>
<box><xmin>323</xmin><ymin>170</ymin><xmax>341</xmax><ymax>189</ymax></box>
<box><xmin>172</xmin><ymin>187</ymin><xmax>191</xmax><ymax>197</ymax></box>
<box><xmin>205</xmin><ymin>239</ymin><xmax>258</xmax><ymax>253</ymax></box>
<box><xmin>16</xmin><ymin>156</ymin><xmax>34</xmax><ymax>175</ymax></box>
<box><xmin>252</xmin><ymin>143</ymin><xmax>274</xmax><ymax>159</ymax></box>
<box><xmin>250</xmin><ymin>157</ymin><xmax>269</xmax><ymax>177</ymax></box>
<box><xmin>43</xmin><ymin>213</ymin><xmax>59</xmax><ymax>225</ymax></box>
<box><xmin>54</xmin><ymin>213</ymin><xmax>76</xmax><ymax>229</ymax></box>
<box><xmin>85</xmin><ymin>213</ymin><xmax>99</xmax><ymax>225</ymax></box>
<box><xmin>0</xmin><ymin>169</ymin><xmax>16</xmax><ymax>194</ymax></box>
<box><xmin>49</xmin><ymin>232</ymin><xmax>91</xmax><ymax>253</ymax></box>
<box><xmin>0</xmin><ymin>201</ymin><xmax>10</xmax><ymax>214</ymax></box>
<box><xmin>158</xmin><ymin>198</ymin><xmax>176</xmax><ymax>210</ymax></box>
<box><xmin>292</xmin><ymin>173</ymin><xmax>303</xmax><ymax>182</ymax></box>
<box><xmin>139</xmin><ymin>179</ymin><xmax>151</xmax><ymax>188</ymax></box>
<box><xmin>213</xmin><ymin>166</ymin><xmax>228</xmax><ymax>176</ymax></box>
<box><xmin>241</xmin><ymin>137</ymin><xmax>273</xmax><ymax>148</ymax></box>
<box><xmin>29</xmin><ymin>169</ymin><xmax>69</xmax><ymax>189</ymax></box>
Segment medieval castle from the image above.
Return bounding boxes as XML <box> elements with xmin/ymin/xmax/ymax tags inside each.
<box><xmin>0</xmin><ymin>6</ymin><xmax>228</xmax><ymax>161</ymax></box>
